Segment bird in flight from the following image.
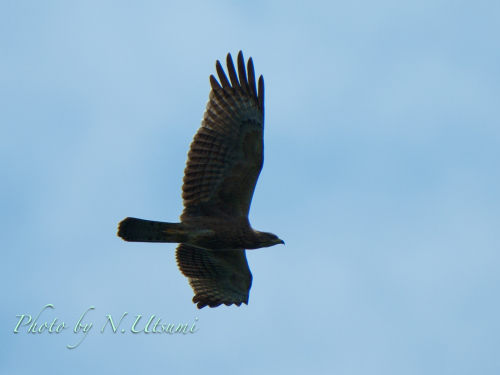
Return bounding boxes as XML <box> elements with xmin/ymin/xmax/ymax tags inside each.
<box><xmin>118</xmin><ymin>51</ymin><xmax>284</xmax><ymax>309</ymax></box>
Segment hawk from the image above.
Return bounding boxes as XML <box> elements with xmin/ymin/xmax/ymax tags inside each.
<box><xmin>118</xmin><ymin>51</ymin><xmax>284</xmax><ymax>309</ymax></box>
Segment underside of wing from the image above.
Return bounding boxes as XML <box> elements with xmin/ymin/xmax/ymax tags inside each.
<box><xmin>181</xmin><ymin>51</ymin><xmax>265</xmax><ymax>220</ymax></box>
<box><xmin>175</xmin><ymin>244</ymin><xmax>253</xmax><ymax>309</ymax></box>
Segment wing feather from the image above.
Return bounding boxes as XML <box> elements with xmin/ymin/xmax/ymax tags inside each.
<box><xmin>258</xmin><ymin>75</ymin><xmax>265</xmax><ymax>111</ymax></box>
<box><xmin>176</xmin><ymin>244</ymin><xmax>252</xmax><ymax>309</ymax></box>
<box><xmin>237</xmin><ymin>51</ymin><xmax>249</xmax><ymax>93</ymax></box>
<box><xmin>215</xmin><ymin>60</ymin><xmax>231</xmax><ymax>89</ymax></box>
<box><xmin>209</xmin><ymin>74</ymin><xmax>222</xmax><ymax>90</ymax></box>
<box><xmin>226</xmin><ymin>54</ymin><xmax>240</xmax><ymax>88</ymax></box>
<box><xmin>247</xmin><ymin>57</ymin><xmax>257</xmax><ymax>98</ymax></box>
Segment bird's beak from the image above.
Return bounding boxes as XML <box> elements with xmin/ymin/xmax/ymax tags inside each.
<box><xmin>279</xmin><ymin>239</ymin><xmax>285</xmax><ymax>245</ymax></box>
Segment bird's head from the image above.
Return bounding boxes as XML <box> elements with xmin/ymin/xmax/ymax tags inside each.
<box><xmin>257</xmin><ymin>231</ymin><xmax>285</xmax><ymax>248</ymax></box>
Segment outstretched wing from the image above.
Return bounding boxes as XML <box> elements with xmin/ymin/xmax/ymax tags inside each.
<box><xmin>181</xmin><ymin>51</ymin><xmax>265</xmax><ymax>220</ymax></box>
<box><xmin>175</xmin><ymin>244</ymin><xmax>253</xmax><ymax>309</ymax></box>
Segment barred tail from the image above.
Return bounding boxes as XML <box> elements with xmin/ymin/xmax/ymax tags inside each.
<box><xmin>117</xmin><ymin>217</ymin><xmax>189</xmax><ymax>243</ymax></box>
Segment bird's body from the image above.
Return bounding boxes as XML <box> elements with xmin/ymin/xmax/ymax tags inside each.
<box><xmin>118</xmin><ymin>51</ymin><xmax>283</xmax><ymax>309</ymax></box>
<box><xmin>119</xmin><ymin>216</ymin><xmax>279</xmax><ymax>251</ymax></box>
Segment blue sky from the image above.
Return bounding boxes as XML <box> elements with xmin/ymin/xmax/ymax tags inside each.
<box><xmin>2</xmin><ymin>1</ymin><xmax>500</xmax><ymax>374</ymax></box>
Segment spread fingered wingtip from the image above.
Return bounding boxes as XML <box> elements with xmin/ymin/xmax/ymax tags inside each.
<box><xmin>211</xmin><ymin>51</ymin><xmax>264</xmax><ymax>111</ymax></box>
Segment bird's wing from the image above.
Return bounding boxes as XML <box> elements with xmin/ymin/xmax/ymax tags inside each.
<box><xmin>176</xmin><ymin>244</ymin><xmax>253</xmax><ymax>309</ymax></box>
<box><xmin>181</xmin><ymin>51</ymin><xmax>265</xmax><ymax>220</ymax></box>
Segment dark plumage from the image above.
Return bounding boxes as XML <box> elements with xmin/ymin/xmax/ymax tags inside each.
<box><xmin>118</xmin><ymin>51</ymin><xmax>283</xmax><ymax>309</ymax></box>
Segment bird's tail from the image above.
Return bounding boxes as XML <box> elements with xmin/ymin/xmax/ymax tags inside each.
<box><xmin>117</xmin><ymin>217</ymin><xmax>189</xmax><ymax>243</ymax></box>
